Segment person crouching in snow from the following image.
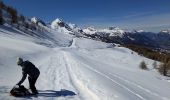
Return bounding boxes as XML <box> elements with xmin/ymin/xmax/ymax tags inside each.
<box><xmin>16</xmin><ymin>57</ymin><xmax>40</xmax><ymax>94</ymax></box>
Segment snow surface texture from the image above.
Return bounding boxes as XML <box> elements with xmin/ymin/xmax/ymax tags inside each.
<box><xmin>0</xmin><ymin>26</ymin><xmax>170</xmax><ymax>100</ymax></box>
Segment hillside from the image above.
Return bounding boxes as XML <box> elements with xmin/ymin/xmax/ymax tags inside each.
<box><xmin>1</xmin><ymin>30</ymin><xmax>170</xmax><ymax>99</ymax></box>
<box><xmin>0</xmin><ymin>1</ymin><xmax>170</xmax><ymax>100</ymax></box>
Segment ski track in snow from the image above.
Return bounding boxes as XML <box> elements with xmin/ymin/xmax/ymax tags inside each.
<box><xmin>36</xmin><ymin>51</ymin><xmax>80</xmax><ymax>100</ymax></box>
<box><xmin>63</xmin><ymin>51</ymin><xmax>146</xmax><ymax>100</ymax></box>
<box><xmin>63</xmin><ymin>51</ymin><xmax>101</xmax><ymax>100</ymax></box>
<box><xmin>108</xmin><ymin>73</ymin><xmax>169</xmax><ymax>100</ymax></box>
<box><xmin>64</xmin><ymin>50</ymin><xmax>170</xmax><ymax>100</ymax></box>
<box><xmin>60</xmin><ymin>41</ymin><xmax>170</xmax><ymax>100</ymax></box>
<box><xmin>1</xmin><ymin>37</ymin><xmax>170</xmax><ymax>100</ymax></box>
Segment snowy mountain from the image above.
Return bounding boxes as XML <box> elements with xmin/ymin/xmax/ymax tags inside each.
<box><xmin>1</xmin><ymin>2</ymin><xmax>170</xmax><ymax>100</ymax></box>
<box><xmin>50</xmin><ymin>18</ymin><xmax>84</xmax><ymax>37</ymax></box>
<box><xmin>51</xmin><ymin>18</ymin><xmax>68</xmax><ymax>29</ymax></box>
<box><xmin>103</xmin><ymin>27</ymin><xmax>125</xmax><ymax>37</ymax></box>
<box><xmin>136</xmin><ymin>30</ymin><xmax>145</xmax><ymax>33</ymax></box>
<box><xmin>83</xmin><ymin>26</ymin><xmax>170</xmax><ymax>50</ymax></box>
<box><xmin>0</xmin><ymin>1</ymin><xmax>170</xmax><ymax>51</ymax></box>
<box><xmin>1</xmin><ymin>25</ymin><xmax>170</xmax><ymax>100</ymax></box>
<box><xmin>83</xmin><ymin>27</ymin><xmax>97</xmax><ymax>35</ymax></box>
<box><xmin>83</xmin><ymin>26</ymin><xmax>125</xmax><ymax>37</ymax></box>
<box><xmin>1</xmin><ymin>8</ymin><xmax>73</xmax><ymax>47</ymax></box>
<box><xmin>160</xmin><ymin>30</ymin><xmax>170</xmax><ymax>34</ymax></box>
<box><xmin>31</xmin><ymin>17</ymin><xmax>46</xmax><ymax>26</ymax></box>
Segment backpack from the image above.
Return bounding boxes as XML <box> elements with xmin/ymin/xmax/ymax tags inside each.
<box><xmin>10</xmin><ymin>85</ymin><xmax>31</xmax><ymax>97</ymax></box>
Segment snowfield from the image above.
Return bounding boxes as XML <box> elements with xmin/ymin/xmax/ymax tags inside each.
<box><xmin>0</xmin><ymin>26</ymin><xmax>170</xmax><ymax>100</ymax></box>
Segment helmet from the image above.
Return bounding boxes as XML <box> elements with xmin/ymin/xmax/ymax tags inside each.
<box><xmin>17</xmin><ymin>57</ymin><xmax>23</xmax><ymax>65</ymax></box>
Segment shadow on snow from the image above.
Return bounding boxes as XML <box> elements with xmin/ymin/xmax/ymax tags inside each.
<box><xmin>15</xmin><ymin>89</ymin><xmax>76</xmax><ymax>99</ymax></box>
<box><xmin>38</xmin><ymin>89</ymin><xmax>76</xmax><ymax>97</ymax></box>
<box><xmin>0</xmin><ymin>87</ymin><xmax>76</xmax><ymax>99</ymax></box>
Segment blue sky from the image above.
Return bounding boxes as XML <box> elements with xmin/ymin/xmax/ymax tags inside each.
<box><xmin>3</xmin><ymin>0</ymin><xmax>170</xmax><ymax>32</ymax></box>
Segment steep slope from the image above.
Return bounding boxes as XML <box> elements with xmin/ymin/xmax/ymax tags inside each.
<box><xmin>1</xmin><ymin>0</ymin><xmax>170</xmax><ymax>51</ymax></box>
<box><xmin>0</xmin><ymin>2</ymin><xmax>170</xmax><ymax>100</ymax></box>
<box><xmin>0</xmin><ymin>24</ymin><xmax>73</xmax><ymax>47</ymax></box>
<box><xmin>0</xmin><ymin>3</ymin><xmax>73</xmax><ymax>47</ymax></box>
<box><xmin>1</xmin><ymin>30</ymin><xmax>170</xmax><ymax>100</ymax></box>
<box><xmin>0</xmin><ymin>28</ymin><xmax>80</xmax><ymax>100</ymax></box>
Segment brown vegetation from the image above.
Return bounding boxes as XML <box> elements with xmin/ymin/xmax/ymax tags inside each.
<box><xmin>7</xmin><ymin>6</ymin><xmax>18</xmax><ymax>23</ymax></box>
<box><xmin>123</xmin><ymin>44</ymin><xmax>170</xmax><ymax>76</ymax></box>
<box><xmin>139</xmin><ymin>61</ymin><xmax>148</xmax><ymax>70</ymax></box>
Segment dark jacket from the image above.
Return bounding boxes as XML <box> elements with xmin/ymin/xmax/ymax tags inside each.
<box><xmin>17</xmin><ymin>61</ymin><xmax>40</xmax><ymax>85</ymax></box>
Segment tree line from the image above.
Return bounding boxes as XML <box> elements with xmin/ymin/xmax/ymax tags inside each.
<box><xmin>123</xmin><ymin>44</ymin><xmax>170</xmax><ymax>76</ymax></box>
<box><xmin>0</xmin><ymin>1</ymin><xmax>19</xmax><ymax>24</ymax></box>
<box><xmin>0</xmin><ymin>1</ymin><xmax>40</xmax><ymax>31</ymax></box>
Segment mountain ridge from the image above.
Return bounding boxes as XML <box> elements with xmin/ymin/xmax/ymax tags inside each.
<box><xmin>0</xmin><ymin>1</ymin><xmax>170</xmax><ymax>51</ymax></box>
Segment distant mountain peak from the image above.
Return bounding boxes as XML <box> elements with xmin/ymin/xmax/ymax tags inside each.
<box><xmin>68</xmin><ymin>23</ymin><xmax>77</xmax><ymax>29</ymax></box>
<box><xmin>87</xmin><ymin>27</ymin><xmax>97</xmax><ymax>31</ymax></box>
<box><xmin>108</xmin><ymin>26</ymin><xmax>120</xmax><ymax>30</ymax></box>
<box><xmin>102</xmin><ymin>26</ymin><xmax>125</xmax><ymax>37</ymax></box>
<box><xmin>51</xmin><ymin>18</ymin><xmax>66</xmax><ymax>29</ymax></box>
<box><xmin>160</xmin><ymin>30</ymin><xmax>170</xmax><ymax>34</ymax></box>
<box><xmin>31</xmin><ymin>17</ymin><xmax>46</xmax><ymax>26</ymax></box>
<box><xmin>136</xmin><ymin>30</ymin><xmax>145</xmax><ymax>33</ymax></box>
<box><xmin>131</xmin><ymin>29</ymin><xmax>145</xmax><ymax>33</ymax></box>
<box><xmin>83</xmin><ymin>27</ymin><xmax>97</xmax><ymax>34</ymax></box>
<box><xmin>50</xmin><ymin>18</ymin><xmax>84</xmax><ymax>36</ymax></box>
<box><xmin>53</xmin><ymin>18</ymin><xmax>63</xmax><ymax>23</ymax></box>
<box><xmin>31</xmin><ymin>17</ymin><xmax>39</xmax><ymax>23</ymax></box>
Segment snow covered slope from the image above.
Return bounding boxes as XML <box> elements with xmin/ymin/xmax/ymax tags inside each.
<box><xmin>64</xmin><ymin>38</ymin><xmax>170</xmax><ymax>100</ymax></box>
<box><xmin>0</xmin><ymin>25</ymin><xmax>170</xmax><ymax>100</ymax></box>
<box><xmin>0</xmin><ymin>23</ymin><xmax>73</xmax><ymax>47</ymax></box>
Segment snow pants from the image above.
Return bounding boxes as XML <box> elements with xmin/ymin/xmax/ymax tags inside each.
<box><xmin>28</xmin><ymin>74</ymin><xmax>39</xmax><ymax>94</ymax></box>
